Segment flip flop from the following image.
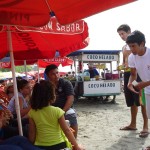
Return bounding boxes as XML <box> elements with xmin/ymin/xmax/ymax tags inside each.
<box><xmin>142</xmin><ymin>146</ymin><xmax>150</xmax><ymax>150</ymax></box>
<box><xmin>139</xmin><ymin>131</ymin><xmax>149</xmax><ymax>138</ymax></box>
<box><xmin>120</xmin><ymin>126</ymin><xmax>137</xmax><ymax>131</ymax></box>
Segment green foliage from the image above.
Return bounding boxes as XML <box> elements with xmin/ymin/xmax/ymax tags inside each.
<box><xmin>0</xmin><ymin>66</ymin><xmax>32</xmax><ymax>73</ymax></box>
<box><xmin>0</xmin><ymin>68</ymin><xmax>10</xmax><ymax>72</ymax></box>
<box><xmin>15</xmin><ymin>66</ymin><xmax>32</xmax><ymax>72</ymax></box>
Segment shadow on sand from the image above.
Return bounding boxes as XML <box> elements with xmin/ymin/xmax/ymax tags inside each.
<box><xmin>105</xmin><ymin>131</ymin><xmax>148</xmax><ymax>150</ymax></box>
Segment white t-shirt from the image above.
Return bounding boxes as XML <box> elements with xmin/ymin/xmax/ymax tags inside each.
<box><xmin>128</xmin><ymin>47</ymin><xmax>150</xmax><ymax>94</ymax></box>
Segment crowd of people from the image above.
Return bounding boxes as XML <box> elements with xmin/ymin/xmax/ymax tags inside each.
<box><xmin>1</xmin><ymin>24</ymin><xmax>150</xmax><ymax>150</ymax></box>
<box><xmin>0</xmin><ymin>65</ymin><xmax>85</xmax><ymax>150</ymax></box>
<box><xmin>117</xmin><ymin>24</ymin><xmax>150</xmax><ymax>150</ymax></box>
<box><xmin>117</xmin><ymin>24</ymin><xmax>148</xmax><ymax>137</ymax></box>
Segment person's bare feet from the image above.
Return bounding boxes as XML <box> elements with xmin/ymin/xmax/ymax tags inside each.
<box><xmin>120</xmin><ymin>126</ymin><xmax>137</xmax><ymax>130</ymax></box>
<box><xmin>139</xmin><ymin>129</ymin><xmax>149</xmax><ymax>138</ymax></box>
<box><xmin>143</xmin><ymin>146</ymin><xmax>150</xmax><ymax>150</ymax></box>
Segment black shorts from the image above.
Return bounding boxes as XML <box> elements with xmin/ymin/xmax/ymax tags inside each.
<box><xmin>37</xmin><ymin>142</ymin><xmax>66</xmax><ymax>150</ymax></box>
<box><xmin>124</xmin><ymin>72</ymin><xmax>141</xmax><ymax>107</ymax></box>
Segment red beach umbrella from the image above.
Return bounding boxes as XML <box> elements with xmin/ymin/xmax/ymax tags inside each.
<box><xmin>0</xmin><ymin>19</ymin><xmax>89</xmax><ymax>60</ymax></box>
<box><xmin>0</xmin><ymin>18</ymin><xmax>88</xmax><ymax>136</ymax></box>
<box><xmin>0</xmin><ymin>0</ymin><xmax>136</xmax><ymax>136</ymax></box>
<box><xmin>0</xmin><ymin>60</ymin><xmax>36</xmax><ymax>68</ymax></box>
<box><xmin>38</xmin><ymin>57</ymin><xmax>73</xmax><ymax>68</ymax></box>
<box><xmin>0</xmin><ymin>0</ymin><xmax>136</xmax><ymax>26</ymax></box>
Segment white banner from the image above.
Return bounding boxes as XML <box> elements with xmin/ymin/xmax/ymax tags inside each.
<box><xmin>82</xmin><ymin>54</ymin><xmax>119</xmax><ymax>61</ymax></box>
<box><xmin>83</xmin><ymin>80</ymin><xmax>121</xmax><ymax>95</ymax></box>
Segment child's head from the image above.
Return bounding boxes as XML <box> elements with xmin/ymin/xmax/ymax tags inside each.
<box><xmin>117</xmin><ymin>24</ymin><xmax>131</xmax><ymax>33</ymax></box>
<box><xmin>17</xmin><ymin>79</ymin><xmax>31</xmax><ymax>96</ymax></box>
<box><xmin>126</xmin><ymin>30</ymin><xmax>146</xmax><ymax>46</ymax></box>
<box><xmin>5</xmin><ymin>82</ymin><xmax>14</xmax><ymax>99</ymax></box>
<box><xmin>30</xmin><ymin>80</ymin><xmax>56</xmax><ymax>110</ymax></box>
<box><xmin>117</xmin><ymin>24</ymin><xmax>131</xmax><ymax>41</ymax></box>
<box><xmin>126</xmin><ymin>30</ymin><xmax>146</xmax><ymax>55</ymax></box>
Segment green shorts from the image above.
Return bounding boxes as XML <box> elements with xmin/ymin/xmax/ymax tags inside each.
<box><xmin>139</xmin><ymin>89</ymin><xmax>146</xmax><ymax>106</ymax></box>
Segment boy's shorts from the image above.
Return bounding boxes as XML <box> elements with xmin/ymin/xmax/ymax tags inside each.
<box><xmin>124</xmin><ymin>72</ymin><xmax>141</xmax><ymax>107</ymax></box>
<box><xmin>65</xmin><ymin>113</ymin><xmax>78</xmax><ymax>126</ymax></box>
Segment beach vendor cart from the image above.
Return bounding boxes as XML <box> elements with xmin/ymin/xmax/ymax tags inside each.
<box><xmin>68</xmin><ymin>50</ymin><xmax>122</xmax><ymax>103</ymax></box>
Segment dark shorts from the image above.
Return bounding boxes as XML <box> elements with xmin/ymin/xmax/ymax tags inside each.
<box><xmin>37</xmin><ymin>142</ymin><xmax>66</xmax><ymax>150</ymax></box>
<box><xmin>124</xmin><ymin>72</ymin><xmax>141</xmax><ymax>107</ymax></box>
<box><xmin>65</xmin><ymin>113</ymin><xmax>78</xmax><ymax>126</ymax></box>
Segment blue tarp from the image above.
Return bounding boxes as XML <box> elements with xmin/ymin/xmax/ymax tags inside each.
<box><xmin>0</xmin><ymin>57</ymin><xmax>10</xmax><ymax>62</ymax></box>
<box><xmin>67</xmin><ymin>50</ymin><xmax>121</xmax><ymax>56</ymax></box>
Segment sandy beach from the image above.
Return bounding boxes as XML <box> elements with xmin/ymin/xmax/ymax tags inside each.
<box><xmin>75</xmin><ymin>92</ymin><xmax>150</xmax><ymax>150</ymax></box>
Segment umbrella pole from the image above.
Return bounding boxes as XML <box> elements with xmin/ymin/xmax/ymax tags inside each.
<box><xmin>74</xmin><ymin>57</ymin><xmax>77</xmax><ymax>76</ymax></box>
<box><xmin>24</xmin><ymin>60</ymin><xmax>28</xmax><ymax>80</ymax></box>
<box><xmin>7</xmin><ymin>26</ymin><xmax>23</xmax><ymax>136</ymax></box>
<box><xmin>37</xmin><ymin>63</ymin><xmax>40</xmax><ymax>83</ymax></box>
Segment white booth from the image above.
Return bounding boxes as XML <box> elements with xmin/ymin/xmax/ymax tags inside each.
<box><xmin>68</xmin><ymin>50</ymin><xmax>122</xmax><ymax>103</ymax></box>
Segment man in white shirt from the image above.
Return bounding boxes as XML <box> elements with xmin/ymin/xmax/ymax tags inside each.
<box><xmin>127</xmin><ymin>30</ymin><xmax>150</xmax><ymax>149</ymax></box>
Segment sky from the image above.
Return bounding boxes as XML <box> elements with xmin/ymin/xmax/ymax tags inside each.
<box><xmin>83</xmin><ymin>0</ymin><xmax>150</xmax><ymax>50</ymax></box>
<box><xmin>60</xmin><ymin>0</ymin><xmax>150</xmax><ymax>72</ymax></box>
